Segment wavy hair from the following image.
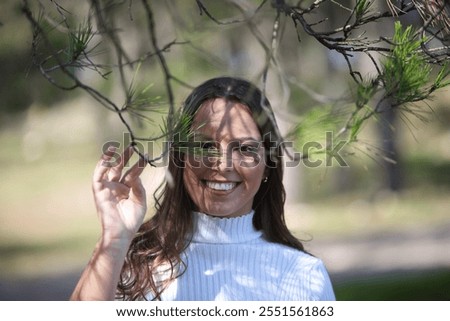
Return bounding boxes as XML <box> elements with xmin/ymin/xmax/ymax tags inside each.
<box><xmin>117</xmin><ymin>77</ymin><xmax>305</xmax><ymax>300</ymax></box>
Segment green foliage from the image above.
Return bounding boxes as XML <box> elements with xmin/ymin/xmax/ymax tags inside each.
<box><xmin>125</xmin><ymin>63</ymin><xmax>164</xmax><ymax>124</ymax></box>
<box><xmin>293</xmin><ymin>105</ymin><xmax>348</xmax><ymax>163</ymax></box>
<box><xmin>354</xmin><ymin>0</ymin><xmax>374</xmax><ymax>22</ymax></box>
<box><xmin>171</xmin><ymin>115</ymin><xmax>222</xmax><ymax>159</ymax></box>
<box><xmin>348</xmin><ymin>111</ymin><xmax>365</xmax><ymax>142</ymax></box>
<box><xmin>14</xmin><ymin>0</ymin><xmax>450</xmax><ymax>168</ymax></box>
<box><xmin>382</xmin><ymin>22</ymin><xmax>431</xmax><ymax>104</ymax></box>
<box><xmin>344</xmin><ymin>21</ymin><xmax>450</xmax><ymax>145</ymax></box>
<box><xmin>296</xmin><ymin>106</ymin><xmax>337</xmax><ymax>145</ymax></box>
<box><xmin>67</xmin><ymin>20</ymin><xmax>94</xmax><ymax>62</ymax></box>
<box><xmin>433</xmin><ymin>62</ymin><xmax>450</xmax><ymax>90</ymax></box>
<box><xmin>355</xmin><ymin>79</ymin><xmax>377</xmax><ymax>110</ymax></box>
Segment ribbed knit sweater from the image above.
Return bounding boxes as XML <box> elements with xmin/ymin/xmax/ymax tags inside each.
<box><xmin>147</xmin><ymin>211</ymin><xmax>335</xmax><ymax>301</ymax></box>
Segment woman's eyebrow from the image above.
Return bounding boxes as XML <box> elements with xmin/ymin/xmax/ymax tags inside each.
<box><xmin>189</xmin><ymin>132</ymin><xmax>262</xmax><ymax>143</ymax></box>
<box><xmin>189</xmin><ymin>132</ymin><xmax>213</xmax><ymax>141</ymax></box>
<box><xmin>227</xmin><ymin>137</ymin><xmax>262</xmax><ymax>143</ymax></box>
<box><xmin>236</xmin><ymin>137</ymin><xmax>261</xmax><ymax>142</ymax></box>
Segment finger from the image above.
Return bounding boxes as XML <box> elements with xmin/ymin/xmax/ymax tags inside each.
<box><xmin>93</xmin><ymin>145</ymin><xmax>118</xmax><ymax>182</ymax></box>
<box><xmin>121</xmin><ymin>145</ymin><xmax>135</xmax><ymax>167</ymax></box>
<box><xmin>94</xmin><ymin>181</ymin><xmax>129</xmax><ymax>196</ymax></box>
<box><xmin>121</xmin><ymin>156</ymin><xmax>147</xmax><ymax>206</ymax></box>
<box><xmin>120</xmin><ymin>154</ymin><xmax>148</xmax><ymax>187</ymax></box>
<box><xmin>129</xmin><ymin>177</ymin><xmax>147</xmax><ymax>205</ymax></box>
<box><xmin>110</xmin><ymin>184</ymin><xmax>131</xmax><ymax>200</ymax></box>
<box><xmin>108</xmin><ymin>145</ymin><xmax>134</xmax><ymax>182</ymax></box>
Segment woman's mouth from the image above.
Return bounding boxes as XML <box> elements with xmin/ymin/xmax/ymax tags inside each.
<box><xmin>203</xmin><ymin>180</ymin><xmax>238</xmax><ymax>191</ymax></box>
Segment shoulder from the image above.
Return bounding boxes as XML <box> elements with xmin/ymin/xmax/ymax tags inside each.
<box><xmin>273</xmin><ymin>244</ymin><xmax>329</xmax><ymax>278</ymax></box>
<box><xmin>294</xmin><ymin>253</ymin><xmax>336</xmax><ymax>301</ymax></box>
<box><xmin>268</xmin><ymin>243</ymin><xmax>336</xmax><ymax>301</ymax></box>
<box><xmin>257</xmin><ymin>240</ymin><xmax>327</xmax><ymax>276</ymax></box>
<box><xmin>260</xmin><ymin>240</ymin><xmax>321</xmax><ymax>267</ymax></box>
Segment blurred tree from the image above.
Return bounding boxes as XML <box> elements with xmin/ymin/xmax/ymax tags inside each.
<box><xmin>0</xmin><ymin>0</ymin><xmax>71</xmax><ymax>118</ymax></box>
<box><xmin>11</xmin><ymin>0</ymin><xmax>450</xmax><ymax>190</ymax></box>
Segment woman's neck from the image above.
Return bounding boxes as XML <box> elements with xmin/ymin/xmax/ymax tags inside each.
<box><xmin>190</xmin><ymin>210</ymin><xmax>263</xmax><ymax>244</ymax></box>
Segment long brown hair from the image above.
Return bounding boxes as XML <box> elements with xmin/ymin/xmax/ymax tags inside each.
<box><xmin>117</xmin><ymin>77</ymin><xmax>304</xmax><ymax>300</ymax></box>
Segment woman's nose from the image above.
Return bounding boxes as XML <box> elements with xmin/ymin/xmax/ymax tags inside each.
<box><xmin>211</xmin><ymin>144</ymin><xmax>244</xmax><ymax>171</ymax></box>
<box><xmin>212</xmin><ymin>144</ymin><xmax>236</xmax><ymax>171</ymax></box>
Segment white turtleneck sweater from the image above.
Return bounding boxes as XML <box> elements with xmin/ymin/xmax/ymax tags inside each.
<box><xmin>147</xmin><ymin>211</ymin><xmax>335</xmax><ymax>301</ymax></box>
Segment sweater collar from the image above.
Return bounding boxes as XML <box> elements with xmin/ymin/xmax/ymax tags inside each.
<box><xmin>190</xmin><ymin>210</ymin><xmax>263</xmax><ymax>244</ymax></box>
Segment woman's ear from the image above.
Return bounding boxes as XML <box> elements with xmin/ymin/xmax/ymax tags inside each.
<box><xmin>263</xmin><ymin>168</ymin><xmax>269</xmax><ymax>182</ymax></box>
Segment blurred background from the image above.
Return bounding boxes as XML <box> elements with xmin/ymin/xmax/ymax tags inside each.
<box><xmin>0</xmin><ymin>0</ymin><xmax>449</xmax><ymax>300</ymax></box>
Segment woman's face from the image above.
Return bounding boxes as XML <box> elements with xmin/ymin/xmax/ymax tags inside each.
<box><xmin>183</xmin><ymin>98</ymin><xmax>267</xmax><ymax>218</ymax></box>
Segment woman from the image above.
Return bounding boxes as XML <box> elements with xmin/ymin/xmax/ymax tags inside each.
<box><xmin>71</xmin><ymin>77</ymin><xmax>335</xmax><ymax>301</ymax></box>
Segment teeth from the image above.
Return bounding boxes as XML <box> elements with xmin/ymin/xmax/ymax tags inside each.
<box><xmin>205</xmin><ymin>181</ymin><xmax>237</xmax><ymax>191</ymax></box>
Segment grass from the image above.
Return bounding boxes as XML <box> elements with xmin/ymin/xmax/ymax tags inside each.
<box><xmin>334</xmin><ymin>269</ymin><xmax>450</xmax><ymax>301</ymax></box>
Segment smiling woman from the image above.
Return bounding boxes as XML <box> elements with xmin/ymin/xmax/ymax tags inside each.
<box><xmin>183</xmin><ymin>98</ymin><xmax>267</xmax><ymax>218</ymax></box>
<box><xmin>70</xmin><ymin>77</ymin><xmax>335</xmax><ymax>301</ymax></box>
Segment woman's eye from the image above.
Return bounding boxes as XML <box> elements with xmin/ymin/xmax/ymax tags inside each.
<box><xmin>201</xmin><ymin>142</ymin><xmax>217</xmax><ymax>150</ymax></box>
<box><xmin>240</xmin><ymin>145</ymin><xmax>259</xmax><ymax>154</ymax></box>
<box><xmin>198</xmin><ymin>142</ymin><xmax>220</xmax><ymax>157</ymax></box>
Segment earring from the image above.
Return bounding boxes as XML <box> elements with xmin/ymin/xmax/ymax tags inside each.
<box><xmin>263</xmin><ymin>177</ymin><xmax>268</xmax><ymax>183</ymax></box>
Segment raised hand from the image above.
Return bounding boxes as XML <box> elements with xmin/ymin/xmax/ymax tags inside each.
<box><xmin>71</xmin><ymin>145</ymin><xmax>148</xmax><ymax>300</ymax></box>
<box><xmin>92</xmin><ymin>145</ymin><xmax>148</xmax><ymax>242</ymax></box>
